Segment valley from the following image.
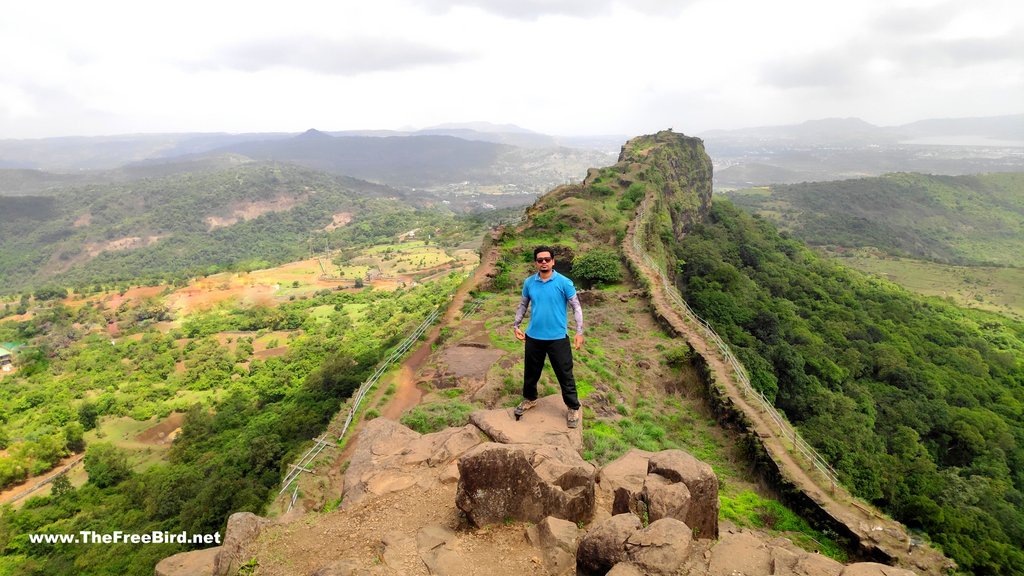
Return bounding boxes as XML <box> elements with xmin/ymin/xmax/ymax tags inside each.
<box><xmin>1</xmin><ymin>128</ymin><xmax>1022</xmax><ymax>576</ymax></box>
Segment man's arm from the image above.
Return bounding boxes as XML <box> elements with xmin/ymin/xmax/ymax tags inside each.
<box><xmin>568</xmin><ymin>295</ymin><xmax>584</xmax><ymax>349</ymax></box>
<box><xmin>513</xmin><ymin>296</ymin><xmax>529</xmax><ymax>341</ymax></box>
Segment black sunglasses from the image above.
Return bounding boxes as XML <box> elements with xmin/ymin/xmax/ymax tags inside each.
<box><xmin>535</xmin><ymin>257</ymin><xmax>553</xmax><ymax>263</ymax></box>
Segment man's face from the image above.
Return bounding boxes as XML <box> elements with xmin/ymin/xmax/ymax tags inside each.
<box><xmin>534</xmin><ymin>251</ymin><xmax>554</xmax><ymax>273</ymax></box>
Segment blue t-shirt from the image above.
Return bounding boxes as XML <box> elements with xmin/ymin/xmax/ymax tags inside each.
<box><xmin>522</xmin><ymin>270</ymin><xmax>577</xmax><ymax>340</ymax></box>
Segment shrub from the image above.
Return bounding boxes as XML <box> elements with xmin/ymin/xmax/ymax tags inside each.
<box><xmin>572</xmin><ymin>249</ymin><xmax>623</xmax><ymax>288</ymax></box>
<box><xmin>400</xmin><ymin>401</ymin><xmax>475</xmax><ymax>434</ymax></box>
<box><xmin>84</xmin><ymin>443</ymin><xmax>132</xmax><ymax>488</ymax></box>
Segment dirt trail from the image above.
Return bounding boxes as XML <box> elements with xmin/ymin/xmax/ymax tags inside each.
<box><xmin>0</xmin><ymin>454</ymin><xmax>83</xmax><ymax>505</ymax></box>
<box><xmin>379</xmin><ymin>232</ymin><xmax>501</xmax><ymax>421</ymax></box>
<box><xmin>622</xmin><ymin>207</ymin><xmax>950</xmax><ymax>576</ymax></box>
<box><xmin>320</xmin><ymin>231</ymin><xmax>502</xmax><ymax>488</ymax></box>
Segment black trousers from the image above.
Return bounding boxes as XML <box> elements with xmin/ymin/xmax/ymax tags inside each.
<box><xmin>523</xmin><ymin>335</ymin><xmax>580</xmax><ymax>410</ymax></box>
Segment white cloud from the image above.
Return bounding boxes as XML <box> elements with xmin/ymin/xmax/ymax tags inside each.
<box><xmin>202</xmin><ymin>37</ymin><xmax>470</xmax><ymax>75</ymax></box>
<box><xmin>0</xmin><ymin>0</ymin><xmax>1020</xmax><ymax>138</ymax></box>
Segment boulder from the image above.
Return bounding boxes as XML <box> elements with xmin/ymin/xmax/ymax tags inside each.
<box><xmin>771</xmin><ymin>546</ymin><xmax>802</xmax><ymax>574</ymax></box>
<box><xmin>212</xmin><ymin>512</ymin><xmax>274</xmax><ymax>576</ymax></box>
<box><xmin>642</xmin><ymin>476</ymin><xmax>692</xmax><ymax>525</ymax></box>
<box><xmin>599</xmin><ymin>448</ymin><xmax>716</xmax><ymax>539</ymax></box>
<box><xmin>647</xmin><ymin>450</ymin><xmax>718</xmax><ymax>538</ymax></box>
<box><xmin>342</xmin><ymin>419</ymin><xmax>420</xmax><ymax>506</ymax></box>
<box><xmin>154</xmin><ymin>547</ymin><xmax>219</xmax><ymax>576</ymax></box>
<box><xmin>343</xmin><ymin>420</ymin><xmax>482</xmax><ymax>508</ymax></box>
<box><xmin>526</xmin><ymin>516</ymin><xmax>581</xmax><ymax>576</ymax></box>
<box><xmin>708</xmin><ymin>529</ymin><xmax>772</xmax><ymax>576</ymax></box>
<box><xmin>469</xmin><ymin>394</ymin><xmax>582</xmax><ymax>451</ymax></box>
<box><xmin>597</xmin><ymin>448</ymin><xmax>653</xmax><ymax>516</ymax></box>
<box><xmin>624</xmin><ymin>518</ymin><xmax>693</xmax><ymax>575</ymax></box>
<box><xmin>576</xmin><ymin>513</ymin><xmax>643</xmax><ymax>576</ymax></box>
<box><xmin>456</xmin><ymin>442</ymin><xmax>596</xmax><ymax>526</ymax></box>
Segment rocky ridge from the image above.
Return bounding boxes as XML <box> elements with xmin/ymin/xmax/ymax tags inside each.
<box><xmin>156</xmin><ymin>393</ymin><xmax>921</xmax><ymax>576</ymax></box>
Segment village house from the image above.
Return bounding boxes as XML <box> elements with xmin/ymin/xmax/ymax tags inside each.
<box><xmin>0</xmin><ymin>346</ymin><xmax>13</xmax><ymax>371</ymax></box>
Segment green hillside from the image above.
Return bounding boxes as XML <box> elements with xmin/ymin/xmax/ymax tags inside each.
<box><xmin>724</xmin><ymin>172</ymin><xmax>1024</xmax><ymax>267</ymax></box>
<box><xmin>0</xmin><ymin>163</ymin><xmax>485</xmax><ymax>295</ymax></box>
<box><xmin>0</xmin><ymin>250</ymin><xmax>469</xmax><ymax>575</ymax></box>
<box><xmin>4</xmin><ymin>132</ymin><xmax>1023</xmax><ymax>575</ymax></box>
<box><xmin>668</xmin><ymin>200</ymin><xmax>1024</xmax><ymax>574</ymax></box>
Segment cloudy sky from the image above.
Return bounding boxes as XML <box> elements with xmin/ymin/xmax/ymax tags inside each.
<box><xmin>1</xmin><ymin>0</ymin><xmax>1021</xmax><ymax>139</ymax></box>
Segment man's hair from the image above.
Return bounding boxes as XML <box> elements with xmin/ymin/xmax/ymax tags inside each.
<box><xmin>533</xmin><ymin>245</ymin><xmax>555</xmax><ymax>259</ymax></box>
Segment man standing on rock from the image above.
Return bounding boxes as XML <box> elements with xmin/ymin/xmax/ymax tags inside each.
<box><xmin>512</xmin><ymin>246</ymin><xmax>584</xmax><ymax>428</ymax></box>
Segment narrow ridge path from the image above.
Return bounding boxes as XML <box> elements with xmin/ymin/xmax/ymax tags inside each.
<box><xmin>621</xmin><ymin>198</ymin><xmax>950</xmax><ymax>576</ymax></box>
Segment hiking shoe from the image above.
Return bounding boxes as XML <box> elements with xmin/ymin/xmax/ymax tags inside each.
<box><xmin>514</xmin><ymin>399</ymin><xmax>537</xmax><ymax>419</ymax></box>
<box><xmin>567</xmin><ymin>408</ymin><xmax>581</xmax><ymax>429</ymax></box>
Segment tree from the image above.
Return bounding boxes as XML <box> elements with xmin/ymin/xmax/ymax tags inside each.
<box><xmin>84</xmin><ymin>443</ymin><xmax>131</xmax><ymax>488</ymax></box>
<box><xmin>78</xmin><ymin>402</ymin><xmax>99</xmax><ymax>431</ymax></box>
<box><xmin>34</xmin><ymin>286</ymin><xmax>68</xmax><ymax>301</ymax></box>
<box><xmin>64</xmin><ymin>422</ymin><xmax>86</xmax><ymax>453</ymax></box>
<box><xmin>571</xmin><ymin>249</ymin><xmax>623</xmax><ymax>288</ymax></box>
<box><xmin>50</xmin><ymin>473</ymin><xmax>73</xmax><ymax>497</ymax></box>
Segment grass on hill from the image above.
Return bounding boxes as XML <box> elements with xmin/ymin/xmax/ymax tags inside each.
<box><xmin>724</xmin><ymin>172</ymin><xmax>1024</xmax><ymax>267</ymax></box>
<box><xmin>831</xmin><ymin>250</ymin><xmax>1024</xmax><ymax>320</ymax></box>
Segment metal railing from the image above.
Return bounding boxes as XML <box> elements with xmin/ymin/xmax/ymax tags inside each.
<box><xmin>278</xmin><ymin>305</ymin><xmax>444</xmax><ymax>510</ymax></box>
<box><xmin>630</xmin><ymin>197</ymin><xmax>841</xmax><ymax>490</ymax></box>
<box><xmin>460</xmin><ymin>298</ymin><xmax>484</xmax><ymax>320</ymax></box>
<box><xmin>6</xmin><ymin>455</ymin><xmax>84</xmax><ymax>504</ymax></box>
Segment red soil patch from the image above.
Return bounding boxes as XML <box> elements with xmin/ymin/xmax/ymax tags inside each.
<box><xmin>252</xmin><ymin>346</ymin><xmax>289</xmax><ymax>360</ymax></box>
<box><xmin>214</xmin><ymin>331</ymin><xmax>257</xmax><ymax>354</ymax></box>
<box><xmin>103</xmin><ymin>285</ymin><xmax>166</xmax><ymax>311</ymax></box>
<box><xmin>324</xmin><ymin>212</ymin><xmax>353</xmax><ymax>231</ymax></box>
<box><xmin>205</xmin><ymin>195</ymin><xmax>302</xmax><ymax>231</ymax></box>
<box><xmin>165</xmin><ymin>280</ymin><xmax>279</xmax><ymax>315</ymax></box>
<box><xmin>135</xmin><ymin>412</ymin><xmax>186</xmax><ymax>445</ymax></box>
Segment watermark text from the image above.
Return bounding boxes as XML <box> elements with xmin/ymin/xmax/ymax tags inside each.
<box><xmin>29</xmin><ymin>530</ymin><xmax>221</xmax><ymax>545</ymax></box>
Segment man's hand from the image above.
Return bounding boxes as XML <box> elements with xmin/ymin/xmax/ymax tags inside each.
<box><xmin>514</xmin><ymin>326</ymin><xmax>526</xmax><ymax>341</ymax></box>
<box><xmin>574</xmin><ymin>333</ymin><xmax>584</xmax><ymax>350</ymax></box>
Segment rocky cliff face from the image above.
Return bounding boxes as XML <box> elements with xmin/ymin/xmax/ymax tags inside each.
<box><xmin>615</xmin><ymin>130</ymin><xmax>713</xmax><ymax>238</ymax></box>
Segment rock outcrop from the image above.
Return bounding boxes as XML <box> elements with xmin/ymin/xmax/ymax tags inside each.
<box><xmin>646</xmin><ymin>449</ymin><xmax>719</xmax><ymax>538</ymax></box>
<box><xmin>598</xmin><ymin>447</ymin><xmax>718</xmax><ymax>539</ymax></box>
<box><xmin>156</xmin><ymin>397</ymin><xmax>923</xmax><ymax>576</ymax></box>
<box><xmin>153</xmin><ymin>511</ymin><xmax>273</xmax><ymax>576</ymax></box>
<box><xmin>577</xmin><ymin>513</ymin><xmax>644</xmax><ymax>576</ymax></box>
<box><xmin>526</xmin><ymin>516</ymin><xmax>582</xmax><ymax>576</ymax></box>
<box><xmin>614</xmin><ymin>130</ymin><xmax>713</xmax><ymax>237</ymax></box>
<box><xmin>469</xmin><ymin>393</ymin><xmax>582</xmax><ymax>451</ymax></box>
<box><xmin>343</xmin><ymin>418</ymin><xmax>482</xmax><ymax>508</ymax></box>
<box><xmin>154</xmin><ymin>547</ymin><xmax>219</xmax><ymax>576</ymax></box>
<box><xmin>212</xmin><ymin>512</ymin><xmax>275</xmax><ymax>576</ymax></box>
<box><xmin>455</xmin><ymin>442</ymin><xmax>596</xmax><ymax>526</ymax></box>
<box><xmin>623</xmin><ymin>518</ymin><xmax>693</xmax><ymax>575</ymax></box>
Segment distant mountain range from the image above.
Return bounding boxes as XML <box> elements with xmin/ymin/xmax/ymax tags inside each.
<box><xmin>700</xmin><ymin>114</ymin><xmax>1024</xmax><ymax>146</ymax></box>
<box><xmin>701</xmin><ymin>114</ymin><xmax>1024</xmax><ymax>188</ymax></box>
<box><xmin>0</xmin><ymin>122</ymin><xmax>619</xmax><ymax>173</ymax></box>
<box><xmin>2</xmin><ymin>114</ymin><xmax>1020</xmax><ymax>194</ymax></box>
